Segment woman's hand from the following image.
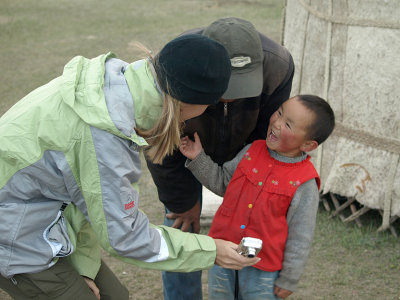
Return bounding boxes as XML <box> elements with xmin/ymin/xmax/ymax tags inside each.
<box><xmin>214</xmin><ymin>239</ymin><xmax>260</xmax><ymax>270</ymax></box>
<box><xmin>83</xmin><ymin>276</ymin><xmax>100</xmax><ymax>300</ymax></box>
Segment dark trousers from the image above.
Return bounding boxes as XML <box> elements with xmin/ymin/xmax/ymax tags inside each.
<box><xmin>0</xmin><ymin>259</ymin><xmax>128</xmax><ymax>300</ymax></box>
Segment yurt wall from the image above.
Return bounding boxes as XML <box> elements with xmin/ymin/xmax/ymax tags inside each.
<box><xmin>282</xmin><ymin>0</ymin><xmax>400</xmax><ymax>233</ymax></box>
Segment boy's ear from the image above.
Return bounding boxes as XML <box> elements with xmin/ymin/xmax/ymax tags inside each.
<box><xmin>300</xmin><ymin>140</ymin><xmax>318</xmax><ymax>152</ymax></box>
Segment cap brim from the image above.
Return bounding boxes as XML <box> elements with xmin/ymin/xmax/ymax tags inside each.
<box><xmin>222</xmin><ymin>64</ymin><xmax>263</xmax><ymax>99</ymax></box>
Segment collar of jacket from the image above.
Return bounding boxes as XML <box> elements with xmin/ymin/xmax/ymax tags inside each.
<box><xmin>124</xmin><ymin>59</ymin><xmax>163</xmax><ymax>131</ymax></box>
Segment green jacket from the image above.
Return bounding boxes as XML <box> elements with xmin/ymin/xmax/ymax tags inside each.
<box><xmin>0</xmin><ymin>53</ymin><xmax>215</xmax><ymax>279</ymax></box>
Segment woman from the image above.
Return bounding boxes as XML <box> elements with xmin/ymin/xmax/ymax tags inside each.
<box><xmin>0</xmin><ymin>34</ymin><xmax>259</xmax><ymax>299</ymax></box>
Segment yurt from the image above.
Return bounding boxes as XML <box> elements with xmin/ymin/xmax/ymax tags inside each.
<box><xmin>282</xmin><ymin>0</ymin><xmax>400</xmax><ymax>234</ymax></box>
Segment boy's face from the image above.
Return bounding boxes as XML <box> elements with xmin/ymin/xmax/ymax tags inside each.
<box><xmin>266</xmin><ymin>96</ymin><xmax>316</xmax><ymax>157</ymax></box>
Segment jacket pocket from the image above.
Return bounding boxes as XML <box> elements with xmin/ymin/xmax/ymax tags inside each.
<box><xmin>261</xmin><ymin>187</ymin><xmax>293</xmax><ymax>217</ymax></box>
<box><xmin>44</xmin><ymin>209</ymin><xmax>73</xmax><ymax>258</ymax></box>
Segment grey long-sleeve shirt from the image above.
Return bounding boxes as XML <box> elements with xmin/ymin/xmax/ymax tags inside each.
<box><xmin>185</xmin><ymin>144</ymin><xmax>320</xmax><ymax>292</ymax></box>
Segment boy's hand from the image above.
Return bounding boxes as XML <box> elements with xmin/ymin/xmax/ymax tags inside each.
<box><xmin>180</xmin><ymin>132</ymin><xmax>203</xmax><ymax>160</ymax></box>
<box><xmin>274</xmin><ymin>285</ymin><xmax>292</xmax><ymax>298</ymax></box>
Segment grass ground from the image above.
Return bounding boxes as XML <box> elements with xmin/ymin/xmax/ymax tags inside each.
<box><xmin>1</xmin><ymin>0</ymin><xmax>399</xmax><ymax>299</ymax></box>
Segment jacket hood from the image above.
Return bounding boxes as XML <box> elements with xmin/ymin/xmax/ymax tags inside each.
<box><xmin>124</xmin><ymin>59</ymin><xmax>164</xmax><ymax>131</ymax></box>
<box><xmin>59</xmin><ymin>52</ymin><xmax>128</xmax><ymax>139</ymax></box>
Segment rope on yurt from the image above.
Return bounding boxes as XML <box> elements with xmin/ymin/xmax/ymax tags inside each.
<box><xmin>297</xmin><ymin>0</ymin><xmax>400</xmax><ymax>29</ymax></box>
<box><xmin>331</xmin><ymin>123</ymin><xmax>400</xmax><ymax>230</ymax></box>
<box><xmin>332</xmin><ymin>123</ymin><xmax>400</xmax><ymax>154</ymax></box>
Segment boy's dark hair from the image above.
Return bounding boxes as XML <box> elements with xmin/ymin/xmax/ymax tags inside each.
<box><xmin>297</xmin><ymin>95</ymin><xmax>335</xmax><ymax>144</ymax></box>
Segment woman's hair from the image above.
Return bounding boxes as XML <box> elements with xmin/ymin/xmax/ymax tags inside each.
<box><xmin>296</xmin><ymin>94</ymin><xmax>335</xmax><ymax>144</ymax></box>
<box><xmin>133</xmin><ymin>42</ymin><xmax>183</xmax><ymax>164</ymax></box>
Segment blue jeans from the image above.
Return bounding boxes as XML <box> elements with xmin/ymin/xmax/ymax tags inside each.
<box><xmin>162</xmin><ymin>182</ymin><xmax>203</xmax><ymax>300</ymax></box>
<box><xmin>208</xmin><ymin>265</ymin><xmax>280</xmax><ymax>300</ymax></box>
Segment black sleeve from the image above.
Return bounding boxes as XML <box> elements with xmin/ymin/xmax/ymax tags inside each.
<box><xmin>145</xmin><ymin>149</ymin><xmax>200</xmax><ymax>213</ymax></box>
<box><xmin>247</xmin><ymin>54</ymin><xmax>294</xmax><ymax>143</ymax></box>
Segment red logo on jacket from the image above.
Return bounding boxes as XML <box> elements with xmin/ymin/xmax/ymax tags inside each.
<box><xmin>124</xmin><ymin>201</ymin><xmax>135</xmax><ymax>210</ymax></box>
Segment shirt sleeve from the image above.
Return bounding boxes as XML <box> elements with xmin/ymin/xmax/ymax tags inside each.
<box><xmin>274</xmin><ymin>179</ymin><xmax>320</xmax><ymax>292</ymax></box>
<box><xmin>81</xmin><ymin>127</ymin><xmax>216</xmax><ymax>272</ymax></box>
<box><xmin>185</xmin><ymin>145</ymin><xmax>251</xmax><ymax>197</ymax></box>
<box><xmin>115</xmin><ymin>223</ymin><xmax>216</xmax><ymax>272</ymax></box>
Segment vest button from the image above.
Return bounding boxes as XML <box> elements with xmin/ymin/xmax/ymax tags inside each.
<box><xmin>258</xmin><ymin>182</ymin><xmax>262</xmax><ymax>186</ymax></box>
<box><xmin>240</xmin><ymin>225</ymin><xmax>245</xmax><ymax>229</ymax></box>
<box><xmin>248</xmin><ymin>204</ymin><xmax>253</xmax><ymax>208</ymax></box>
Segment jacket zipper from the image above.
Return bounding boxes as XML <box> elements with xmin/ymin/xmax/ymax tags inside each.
<box><xmin>217</xmin><ymin>102</ymin><xmax>229</xmax><ymax>164</ymax></box>
<box><xmin>222</xmin><ymin>103</ymin><xmax>228</xmax><ymax>155</ymax></box>
<box><xmin>222</xmin><ymin>103</ymin><xmax>228</xmax><ymax>140</ymax></box>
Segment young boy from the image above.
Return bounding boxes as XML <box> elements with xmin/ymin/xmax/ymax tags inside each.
<box><xmin>180</xmin><ymin>95</ymin><xmax>335</xmax><ymax>299</ymax></box>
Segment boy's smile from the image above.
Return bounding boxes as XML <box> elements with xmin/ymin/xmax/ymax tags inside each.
<box><xmin>266</xmin><ymin>96</ymin><xmax>316</xmax><ymax>157</ymax></box>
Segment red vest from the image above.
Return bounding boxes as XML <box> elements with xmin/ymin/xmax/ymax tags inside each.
<box><xmin>208</xmin><ymin>140</ymin><xmax>320</xmax><ymax>271</ymax></box>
